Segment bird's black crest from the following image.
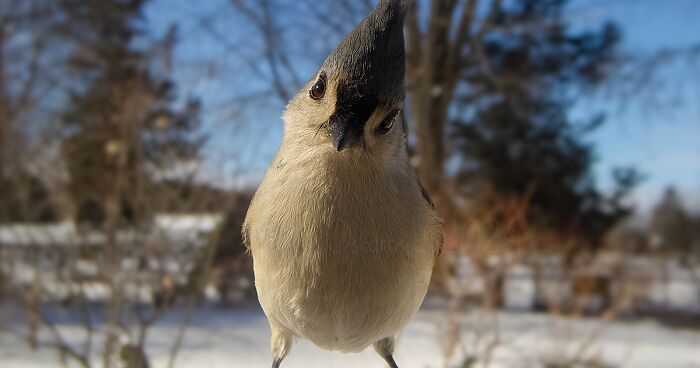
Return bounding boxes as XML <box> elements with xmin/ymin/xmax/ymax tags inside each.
<box><xmin>322</xmin><ymin>0</ymin><xmax>409</xmax><ymax>105</ymax></box>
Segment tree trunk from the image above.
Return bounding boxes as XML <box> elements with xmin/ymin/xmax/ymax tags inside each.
<box><xmin>474</xmin><ymin>258</ymin><xmax>504</xmax><ymax>311</ymax></box>
<box><xmin>405</xmin><ymin>0</ymin><xmax>468</xmax><ymax>291</ymax></box>
<box><xmin>0</xmin><ymin>29</ymin><xmax>9</xmax><ymax>164</ymax></box>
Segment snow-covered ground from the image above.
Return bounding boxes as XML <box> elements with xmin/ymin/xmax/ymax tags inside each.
<box><xmin>1</xmin><ymin>305</ymin><xmax>699</xmax><ymax>368</ymax></box>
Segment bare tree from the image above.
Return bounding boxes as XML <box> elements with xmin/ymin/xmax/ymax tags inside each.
<box><xmin>0</xmin><ymin>1</ymin><xmax>234</xmax><ymax>367</ymax></box>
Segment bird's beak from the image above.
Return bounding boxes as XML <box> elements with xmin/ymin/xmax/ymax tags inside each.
<box><xmin>329</xmin><ymin>120</ymin><xmax>362</xmax><ymax>152</ymax></box>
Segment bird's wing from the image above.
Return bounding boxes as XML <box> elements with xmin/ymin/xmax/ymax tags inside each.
<box><xmin>435</xmin><ymin>225</ymin><xmax>444</xmax><ymax>257</ymax></box>
<box><xmin>417</xmin><ymin>180</ymin><xmax>435</xmax><ymax>209</ymax></box>
<box><xmin>242</xmin><ymin>221</ymin><xmax>252</xmax><ymax>252</ymax></box>
<box><xmin>416</xmin><ymin>179</ymin><xmax>442</xmax><ymax>257</ymax></box>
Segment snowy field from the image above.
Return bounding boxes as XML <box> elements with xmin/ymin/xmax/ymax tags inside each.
<box><xmin>1</xmin><ymin>305</ymin><xmax>700</xmax><ymax>368</ymax></box>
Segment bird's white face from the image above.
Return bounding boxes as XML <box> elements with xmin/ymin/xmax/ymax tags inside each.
<box><xmin>282</xmin><ymin>68</ymin><xmax>406</xmax><ymax>162</ymax></box>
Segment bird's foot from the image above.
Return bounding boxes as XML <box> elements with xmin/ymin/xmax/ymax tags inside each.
<box><xmin>382</xmin><ymin>354</ymin><xmax>399</xmax><ymax>368</ymax></box>
<box><xmin>374</xmin><ymin>336</ymin><xmax>399</xmax><ymax>368</ymax></box>
<box><xmin>271</xmin><ymin>358</ymin><xmax>282</xmax><ymax>368</ymax></box>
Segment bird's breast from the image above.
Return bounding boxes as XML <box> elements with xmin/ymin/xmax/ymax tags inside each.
<box><xmin>247</xmin><ymin>154</ymin><xmax>437</xmax><ymax>351</ymax></box>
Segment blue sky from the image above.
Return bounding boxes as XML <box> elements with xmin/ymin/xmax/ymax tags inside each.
<box><xmin>567</xmin><ymin>0</ymin><xmax>700</xmax><ymax>211</ymax></box>
<box><xmin>146</xmin><ymin>0</ymin><xmax>700</xmax><ymax>213</ymax></box>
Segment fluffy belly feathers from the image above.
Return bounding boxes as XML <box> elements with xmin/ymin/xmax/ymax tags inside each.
<box><xmin>252</xmin><ymin>234</ymin><xmax>433</xmax><ymax>352</ymax></box>
<box><xmin>247</xmin><ymin>158</ymin><xmax>439</xmax><ymax>352</ymax></box>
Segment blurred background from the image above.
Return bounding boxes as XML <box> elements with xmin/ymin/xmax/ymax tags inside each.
<box><xmin>0</xmin><ymin>0</ymin><xmax>699</xmax><ymax>367</ymax></box>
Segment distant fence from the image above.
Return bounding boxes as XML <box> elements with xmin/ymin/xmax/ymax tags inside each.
<box><xmin>447</xmin><ymin>253</ymin><xmax>700</xmax><ymax>314</ymax></box>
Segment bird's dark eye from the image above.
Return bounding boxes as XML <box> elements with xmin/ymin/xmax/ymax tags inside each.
<box><xmin>310</xmin><ymin>73</ymin><xmax>326</xmax><ymax>100</ymax></box>
<box><xmin>377</xmin><ymin>109</ymin><xmax>399</xmax><ymax>135</ymax></box>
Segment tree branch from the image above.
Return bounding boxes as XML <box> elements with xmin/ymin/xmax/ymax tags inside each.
<box><xmin>470</xmin><ymin>0</ymin><xmax>504</xmax><ymax>90</ymax></box>
<box><xmin>449</xmin><ymin>0</ymin><xmax>478</xmax><ymax>73</ymax></box>
<box><xmin>405</xmin><ymin>0</ymin><xmax>423</xmax><ymax>90</ymax></box>
<box><xmin>229</xmin><ymin>0</ymin><xmax>300</xmax><ymax>102</ymax></box>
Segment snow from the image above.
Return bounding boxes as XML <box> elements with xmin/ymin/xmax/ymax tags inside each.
<box><xmin>0</xmin><ymin>221</ymin><xmax>99</xmax><ymax>247</ymax></box>
<box><xmin>0</xmin><ymin>214</ymin><xmax>222</xmax><ymax>248</ymax></box>
<box><xmin>1</xmin><ymin>305</ymin><xmax>699</xmax><ymax>368</ymax></box>
<box><xmin>503</xmin><ymin>265</ymin><xmax>536</xmax><ymax>311</ymax></box>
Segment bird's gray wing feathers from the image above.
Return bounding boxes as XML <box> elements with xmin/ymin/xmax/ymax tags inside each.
<box><xmin>417</xmin><ymin>180</ymin><xmax>435</xmax><ymax>209</ymax></box>
<box><xmin>416</xmin><ymin>180</ymin><xmax>443</xmax><ymax>257</ymax></box>
<box><xmin>242</xmin><ymin>222</ymin><xmax>251</xmax><ymax>252</ymax></box>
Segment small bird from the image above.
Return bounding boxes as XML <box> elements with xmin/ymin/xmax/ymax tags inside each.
<box><xmin>243</xmin><ymin>1</ymin><xmax>442</xmax><ymax>367</ymax></box>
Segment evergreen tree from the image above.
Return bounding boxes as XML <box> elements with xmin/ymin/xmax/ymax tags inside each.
<box><xmin>0</xmin><ymin>0</ymin><xmax>61</xmax><ymax>223</ymax></box>
<box><xmin>650</xmin><ymin>187</ymin><xmax>694</xmax><ymax>254</ymax></box>
<box><xmin>452</xmin><ymin>0</ymin><xmax>640</xmax><ymax>248</ymax></box>
<box><xmin>59</xmin><ymin>0</ymin><xmax>203</xmax><ymax>226</ymax></box>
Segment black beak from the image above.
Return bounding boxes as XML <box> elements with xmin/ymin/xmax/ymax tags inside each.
<box><xmin>329</xmin><ymin>121</ymin><xmax>362</xmax><ymax>152</ymax></box>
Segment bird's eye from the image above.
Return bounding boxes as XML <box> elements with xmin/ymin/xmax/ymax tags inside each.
<box><xmin>309</xmin><ymin>73</ymin><xmax>326</xmax><ymax>100</ymax></box>
<box><xmin>377</xmin><ymin>109</ymin><xmax>399</xmax><ymax>135</ymax></box>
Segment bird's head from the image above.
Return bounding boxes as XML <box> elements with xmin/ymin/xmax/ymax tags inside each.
<box><xmin>283</xmin><ymin>0</ymin><xmax>409</xmax><ymax>160</ymax></box>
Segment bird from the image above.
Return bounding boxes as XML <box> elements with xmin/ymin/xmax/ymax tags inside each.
<box><xmin>242</xmin><ymin>0</ymin><xmax>442</xmax><ymax>367</ymax></box>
